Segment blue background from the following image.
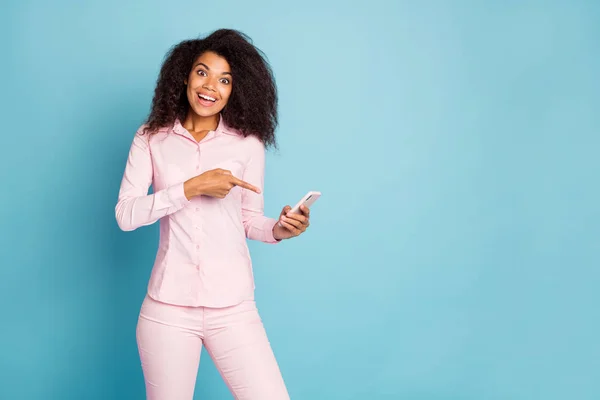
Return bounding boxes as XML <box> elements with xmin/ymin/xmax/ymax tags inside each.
<box><xmin>1</xmin><ymin>1</ymin><xmax>599</xmax><ymax>399</ymax></box>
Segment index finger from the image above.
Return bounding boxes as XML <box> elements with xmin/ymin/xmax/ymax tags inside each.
<box><xmin>300</xmin><ymin>204</ymin><xmax>310</xmax><ymax>217</ymax></box>
<box><xmin>231</xmin><ymin>176</ymin><xmax>261</xmax><ymax>194</ymax></box>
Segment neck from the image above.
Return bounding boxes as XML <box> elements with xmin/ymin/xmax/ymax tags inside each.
<box><xmin>183</xmin><ymin>112</ymin><xmax>220</xmax><ymax>133</ymax></box>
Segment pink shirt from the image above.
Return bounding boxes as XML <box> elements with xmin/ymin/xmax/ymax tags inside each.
<box><xmin>115</xmin><ymin>116</ymin><xmax>279</xmax><ymax>307</ymax></box>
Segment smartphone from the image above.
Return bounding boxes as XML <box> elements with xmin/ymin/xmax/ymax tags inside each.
<box><xmin>289</xmin><ymin>191</ymin><xmax>321</xmax><ymax>214</ymax></box>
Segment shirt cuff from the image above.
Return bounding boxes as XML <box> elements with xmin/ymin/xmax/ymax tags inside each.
<box><xmin>166</xmin><ymin>182</ymin><xmax>190</xmax><ymax>209</ymax></box>
<box><xmin>262</xmin><ymin>218</ymin><xmax>281</xmax><ymax>244</ymax></box>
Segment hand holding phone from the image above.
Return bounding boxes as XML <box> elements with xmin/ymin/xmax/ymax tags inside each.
<box><xmin>289</xmin><ymin>191</ymin><xmax>321</xmax><ymax>214</ymax></box>
<box><xmin>277</xmin><ymin>191</ymin><xmax>321</xmax><ymax>230</ymax></box>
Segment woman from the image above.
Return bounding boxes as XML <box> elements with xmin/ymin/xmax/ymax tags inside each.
<box><xmin>115</xmin><ymin>29</ymin><xmax>310</xmax><ymax>400</ymax></box>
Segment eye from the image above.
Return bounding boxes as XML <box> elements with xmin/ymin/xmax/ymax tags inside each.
<box><xmin>220</xmin><ymin>78</ymin><xmax>230</xmax><ymax>85</ymax></box>
<box><xmin>197</xmin><ymin>69</ymin><xmax>207</xmax><ymax>77</ymax></box>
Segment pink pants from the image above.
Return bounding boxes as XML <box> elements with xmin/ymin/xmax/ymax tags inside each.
<box><xmin>136</xmin><ymin>295</ymin><xmax>290</xmax><ymax>400</ymax></box>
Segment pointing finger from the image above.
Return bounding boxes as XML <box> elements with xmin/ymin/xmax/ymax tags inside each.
<box><xmin>231</xmin><ymin>176</ymin><xmax>261</xmax><ymax>194</ymax></box>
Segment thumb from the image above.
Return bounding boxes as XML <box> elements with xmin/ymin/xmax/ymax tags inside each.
<box><xmin>277</xmin><ymin>206</ymin><xmax>291</xmax><ymax>227</ymax></box>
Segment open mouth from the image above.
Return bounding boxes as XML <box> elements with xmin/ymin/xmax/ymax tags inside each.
<box><xmin>198</xmin><ymin>93</ymin><xmax>217</xmax><ymax>105</ymax></box>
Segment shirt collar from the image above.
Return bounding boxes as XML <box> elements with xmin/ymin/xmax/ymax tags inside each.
<box><xmin>172</xmin><ymin>114</ymin><xmax>240</xmax><ymax>140</ymax></box>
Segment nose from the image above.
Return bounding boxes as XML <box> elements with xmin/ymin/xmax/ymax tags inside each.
<box><xmin>202</xmin><ymin>77</ymin><xmax>217</xmax><ymax>92</ymax></box>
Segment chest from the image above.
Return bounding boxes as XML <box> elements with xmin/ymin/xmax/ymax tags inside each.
<box><xmin>149</xmin><ymin>135</ymin><xmax>248</xmax><ymax>190</ymax></box>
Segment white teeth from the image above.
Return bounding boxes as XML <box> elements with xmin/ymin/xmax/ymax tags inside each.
<box><xmin>198</xmin><ymin>94</ymin><xmax>216</xmax><ymax>102</ymax></box>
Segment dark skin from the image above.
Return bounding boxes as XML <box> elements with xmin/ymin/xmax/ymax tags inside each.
<box><xmin>181</xmin><ymin>51</ymin><xmax>309</xmax><ymax>240</ymax></box>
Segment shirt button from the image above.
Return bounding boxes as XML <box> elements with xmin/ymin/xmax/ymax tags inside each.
<box><xmin>196</xmin><ymin>245</ymin><xmax>200</xmax><ymax>250</ymax></box>
<box><xmin>196</xmin><ymin>264</ymin><xmax>200</xmax><ymax>270</ymax></box>
<box><xmin>196</xmin><ymin>207</ymin><xmax>200</xmax><ymax>212</ymax></box>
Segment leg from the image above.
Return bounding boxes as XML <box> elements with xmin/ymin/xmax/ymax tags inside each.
<box><xmin>136</xmin><ymin>295</ymin><xmax>203</xmax><ymax>400</ymax></box>
<box><xmin>203</xmin><ymin>300</ymin><xmax>290</xmax><ymax>400</ymax></box>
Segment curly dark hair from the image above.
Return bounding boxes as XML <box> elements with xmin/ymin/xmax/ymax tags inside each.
<box><xmin>142</xmin><ymin>29</ymin><xmax>278</xmax><ymax>148</ymax></box>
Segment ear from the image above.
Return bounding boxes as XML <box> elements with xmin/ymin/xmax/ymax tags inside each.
<box><xmin>184</xmin><ymin>79</ymin><xmax>188</xmax><ymax>85</ymax></box>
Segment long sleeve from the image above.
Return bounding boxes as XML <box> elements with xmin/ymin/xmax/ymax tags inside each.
<box><xmin>241</xmin><ymin>137</ymin><xmax>279</xmax><ymax>243</ymax></box>
<box><xmin>115</xmin><ymin>131</ymin><xmax>190</xmax><ymax>231</ymax></box>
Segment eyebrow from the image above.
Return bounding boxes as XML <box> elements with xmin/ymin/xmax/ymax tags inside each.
<box><xmin>195</xmin><ymin>62</ymin><xmax>232</xmax><ymax>76</ymax></box>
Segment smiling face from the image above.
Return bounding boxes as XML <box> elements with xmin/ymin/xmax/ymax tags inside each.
<box><xmin>185</xmin><ymin>51</ymin><xmax>233</xmax><ymax>119</ymax></box>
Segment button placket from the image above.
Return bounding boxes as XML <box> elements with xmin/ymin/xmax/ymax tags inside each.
<box><xmin>196</xmin><ymin>143</ymin><xmax>201</xmax><ymax>171</ymax></box>
<box><xmin>194</xmin><ymin>142</ymin><xmax>203</xmax><ymax>271</ymax></box>
<box><xmin>194</xmin><ymin>207</ymin><xmax>201</xmax><ymax>263</ymax></box>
